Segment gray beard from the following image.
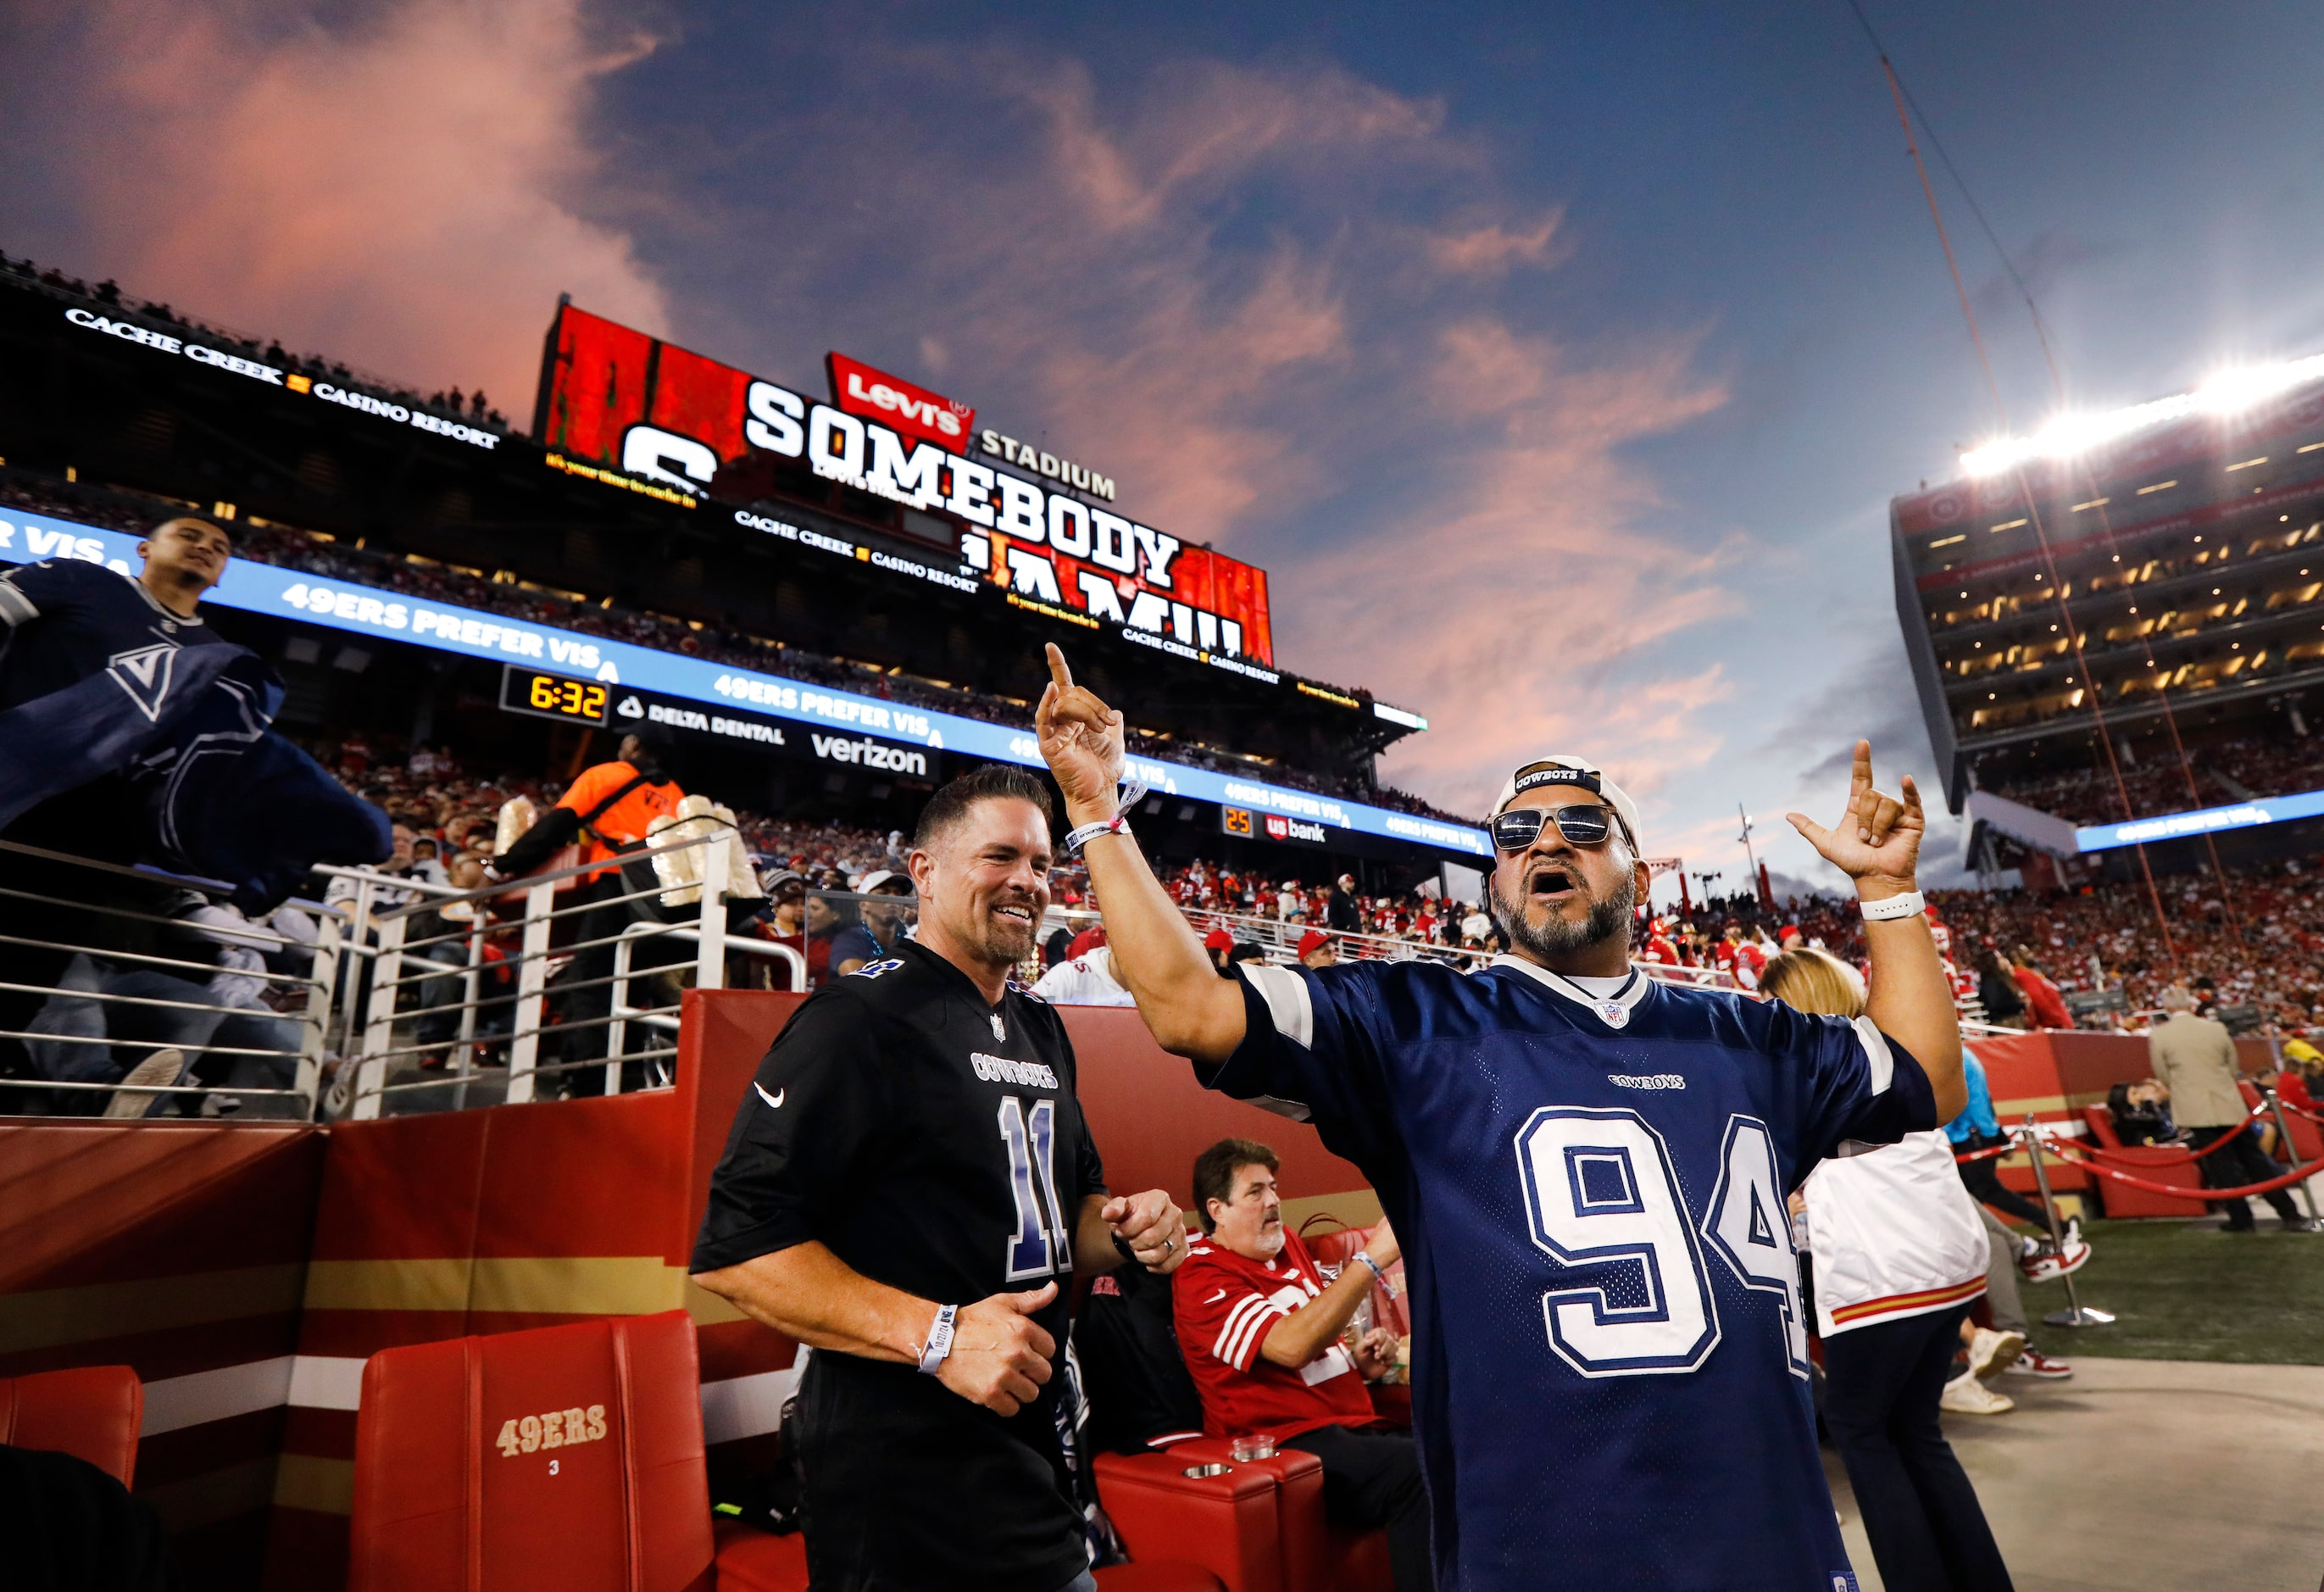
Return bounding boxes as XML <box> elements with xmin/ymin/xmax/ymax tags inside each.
<box><xmin>1490</xmin><ymin>866</ymin><xmax>1636</xmax><ymax>962</ymax></box>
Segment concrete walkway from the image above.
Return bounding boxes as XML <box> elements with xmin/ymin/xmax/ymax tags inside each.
<box><xmin>1826</xmin><ymin>1355</ymin><xmax>2324</xmax><ymax>1591</ymax></box>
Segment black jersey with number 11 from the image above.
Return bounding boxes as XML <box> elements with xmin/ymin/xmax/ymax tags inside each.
<box><xmin>692</xmin><ymin>941</ymin><xmax>1107</xmax><ymax>1592</ymax></box>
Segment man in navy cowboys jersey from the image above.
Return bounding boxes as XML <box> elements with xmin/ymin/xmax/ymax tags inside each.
<box><xmin>1036</xmin><ymin>645</ymin><xmax>1966</xmax><ymax>1592</ymax></box>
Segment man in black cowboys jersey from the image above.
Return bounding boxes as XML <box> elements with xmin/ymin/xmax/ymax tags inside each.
<box><xmin>692</xmin><ymin>764</ymin><xmax>1189</xmax><ymax>1592</ymax></box>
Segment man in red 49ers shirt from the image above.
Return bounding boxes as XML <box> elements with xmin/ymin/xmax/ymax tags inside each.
<box><xmin>1174</xmin><ymin>1138</ymin><xmax>1432</xmax><ymax>1591</ymax></box>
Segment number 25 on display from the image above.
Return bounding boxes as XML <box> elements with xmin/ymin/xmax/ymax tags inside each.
<box><xmin>1515</xmin><ymin>1107</ymin><xmax>1808</xmax><ymax>1379</ymax></box>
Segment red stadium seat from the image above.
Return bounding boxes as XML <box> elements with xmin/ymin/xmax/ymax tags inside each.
<box><xmin>350</xmin><ymin>1308</ymin><xmax>1223</xmax><ymax>1592</ymax></box>
<box><xmin>348</xmin><ymin>1310</ymin><xmax>715</xmax><ymax>1592</ymax></box>
<box><xmin>2284</xmin><ymin>1102</ymin><xmax>2324</xmax><ymax>1163</ymax></box>
<box><xmin>706</xmin><ymin>1521</ymin><xmax>807</xmax><ymax>1592</ymax></box>
<box><xmin>2079</xmin><ymin>1105</ymin><xmax>2208</xmax><ymax>1218</ymax></box>
<box><xmin>1111</xmin><ymin>1438</ymin><xmax>1396</xmax><ymax>1592</ymax></box>
<box><xmin>712</xmin><ymin>1517</ymin><xmax>1221</xmax><ymax>1592</ymax></box>
<box><xmin>1098</xmin><ymin>1446</ymin><xmax>1295</xmax><ymax>1591</ymax></box>
<box><xmin>0</xmin><ymin>1365</ymin><xmax>142</xmax><ymax>1486</ymax></box>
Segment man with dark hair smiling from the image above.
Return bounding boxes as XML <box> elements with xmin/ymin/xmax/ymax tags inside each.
<box><xmin>690</xmin><ymin>763</ymin><xmax>1189</xmax><ymax>1592</ymax></box>
<box><xmin>1035</xmin><ymin>643</ymin><xmax>1965</xmax><ymax>1592</ymax></box>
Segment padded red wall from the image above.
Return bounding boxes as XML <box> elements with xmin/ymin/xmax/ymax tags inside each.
<box><xmin>0</xmin><ymin>1121</ymin><xmax>325</xmax><ymax>1590</ymax></box>
<box><xmin>1970</xmin><ymin>1030</ymin><xmax>2196</xmax><ymax>1201</ymax></box>
<box><xmin>268</xmin><ymin>1088</ymin><xmax>701</xmax><ymax>1589</ymax></box>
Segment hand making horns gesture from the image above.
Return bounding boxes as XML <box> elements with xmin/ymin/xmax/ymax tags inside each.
<box><xmin>1036</xmin><ymin>643</ymin><xmax>1128</xmax><ymax>819</ymax></box>
<box><xmin>1785</xmin><ymin>740</ymin><xmax>1924</xmax><ymax>895</ymax></box>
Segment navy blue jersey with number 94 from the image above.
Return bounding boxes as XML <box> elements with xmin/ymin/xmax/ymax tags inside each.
<box><xmin>1213</xmin><ymin>957</ymin><xmax>1934</xmax><ymax>1592</ymax></box>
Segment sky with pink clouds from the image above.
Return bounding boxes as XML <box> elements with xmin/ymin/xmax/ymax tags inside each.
<box><xmin>8</xmin><ymin>1</ymin><xmax>2324</xmax><ymax>901</ymax></box>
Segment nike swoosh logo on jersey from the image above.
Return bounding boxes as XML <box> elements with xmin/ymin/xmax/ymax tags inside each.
<box><xmin>754</xmin><ymin>1083</ymin><xmax>786</xmax><ymax>1110</ymax></box>
<box><xmin>1205</xmin><ymin>1289</ymin><xmax>1228</xmax><ymax>1304</ymax></box>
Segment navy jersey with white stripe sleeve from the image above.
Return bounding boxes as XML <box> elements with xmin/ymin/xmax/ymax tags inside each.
<box><xmin>1211</xmin><ymin>956</ymin><xmax>1934</xmax><ymax>1592</ymax></box>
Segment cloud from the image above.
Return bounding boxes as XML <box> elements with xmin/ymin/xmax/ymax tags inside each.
<box><xmin>1331</xmin><ymin>320</ymin><xmax>1732</xmax><ymax>819</ymax></box>
<box><xmin>0</xmin><ymin>0</ymin><xmax>669</xmax><ymax>404</ymax></box>
<box><xmin>631</xmin><ymin>47</ymin><xmax>1736</xmax><ymax>814</ymax></box>
<box><xmin>1426</xmin><ymin>213</ymin><xmax>1568</xmax><ymax>275</ymax></box>
<box><xmin>1971</xmin><ymin>228</ymin><xmax>2108</xmax><ymax>327</ymax></box>
<box><xmin>5</xmin><ymin>19</ymin><xmax>1747</xmax><ymax>826</ymax></box>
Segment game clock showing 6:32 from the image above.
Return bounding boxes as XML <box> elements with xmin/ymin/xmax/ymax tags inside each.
<box><xmin>500</xmin><ymin>665</ymin><xmax>611</xmax><ymax>727</ymax></box>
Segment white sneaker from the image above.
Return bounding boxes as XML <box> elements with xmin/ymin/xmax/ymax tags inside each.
<box><xmin>1940</xmin><ymin>1372</ymin><xmax>2015</xmax><ymax>1415</ymax></box>
<box><xmin>104</xmin><ymin>1049</ymin><xmax>186</xmax><ymax>1119</ymax></box>
<box><xmin>1965</xmin><ymin>1327</ymin><xmax>2027</xmax><ymax>1382</ymax></box>
<box><xmin>2021</xmin><ymin>1241</ymin><xmax>2091</xmax><ymax>1283</ymax></box>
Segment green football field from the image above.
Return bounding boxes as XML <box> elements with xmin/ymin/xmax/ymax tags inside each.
<box><xmin>2019</xmin><ymin>1215</ymin><xmax>2324</xmax><ymax>1363</ymax></box>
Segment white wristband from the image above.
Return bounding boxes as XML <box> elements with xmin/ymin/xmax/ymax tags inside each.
<box><xmin>1354</xmin><ymin>1250</ymin><xmax>1397</xmax><ymax>1300</ymax></box>
<box><xmin>916</xmin><ymin>1303</ymin><xmax>958</xmax><ymax>1374</ymax></box>
<box><xmin>1859</xmin><ymin>889</ymin><xmax>1926</xmax><ymax>921</ymax></box>
<box><xmin>1065</xmin><ymin>814</ymin><xmax>1131</xmax><ymax>855</ymax></box>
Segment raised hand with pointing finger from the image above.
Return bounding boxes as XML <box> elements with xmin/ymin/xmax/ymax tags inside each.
<box><xmin>1037</xmin><ymin>642</ymin><xmax>1128</xmax><ymax>825</ymax></box>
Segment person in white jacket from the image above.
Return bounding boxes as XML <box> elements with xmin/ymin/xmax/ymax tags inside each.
<box><xmin>1030</xmin><ymin>941</ymin><xmax>1140</xmax><ymax>1006</ymax></box>
<box><xmin>1762</xmin><ymin>949</ymin><xmax>2017</xmax><ymax>1592</ymax></box>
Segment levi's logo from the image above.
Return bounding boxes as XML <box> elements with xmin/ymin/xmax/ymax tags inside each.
<box><xmin>845</xmin><ymin>370</ymin><xmax>963</xmax><ymax>434</ymax></box>
<box><xmin>827</xmin><ymin>351</ymin><xmax>975</xmax><ymax>451</ymax></box>
<box><xmin>496</xmin><ymin>1405</ymin><xmax>607</xmax><ymax>1458</ymax></box>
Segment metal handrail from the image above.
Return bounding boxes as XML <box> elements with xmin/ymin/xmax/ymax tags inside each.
<box><xmin>0</xmin><ymin>980</ymin><xmax>321</xmax><ymax>1028</ymax></box>
<box><xmin>343</xmin><ymin>828</ymin><xmax>748</xmax><ymax>1117</ymax></box>
<box><xmin>364</xmin><ymin>826</ymin><xmax>750</xmax><ymax>921</ymax></box>
<box><xmin>1171</xmin><ymin>903</ymin><xmax>1495</xmax><ymax>968</ymax></box>
<box><xmin>0</xmin><ymin>843</ymin><xmax>339</xmax><ymax>1119</ymax></box>
<box><xmin>603</xmin><ymin>924</ymin><xmax>803</xmax><ymax>1096</ymax></box>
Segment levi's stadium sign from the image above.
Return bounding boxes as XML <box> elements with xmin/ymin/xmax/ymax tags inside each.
<box><xmin>535</xmin><ymin>303</ymin><xmax>1274</xmax><ymax>667</ymax></box>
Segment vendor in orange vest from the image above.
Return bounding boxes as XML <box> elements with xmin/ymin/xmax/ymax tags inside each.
<box><xmin>492</xmin><ymin>728</ymin><xmax>686</xmax><ymax>1093</ymax></box>
<box><xmin>493</xmin><ymin>729</ymin><xmax>687</xmax><ymax>879</ymax></box>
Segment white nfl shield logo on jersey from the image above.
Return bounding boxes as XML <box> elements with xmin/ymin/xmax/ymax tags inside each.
<box><xmin>1598</xmin><ymin>1000</ymin><xmax>1629</xmax><ymax>1029</ymax></box>
<box><xmin>990</xmin><ymin>1013</ymin><xmax>1006</xmax><ymax>1043</ymax></box>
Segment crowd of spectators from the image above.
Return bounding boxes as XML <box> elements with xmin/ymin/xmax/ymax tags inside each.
<box><xmin>283</xmin><ymin>709</ymin><xmax>2324</xmax><ymax>1039</ymax></box>
<box><xmin>2</xmin><ymin>252</ymin><xmax>509</xmax><ymax>431</ymax></box>
<box><xmin>319</xmin><ymin>732</ymin><xmax>901</xmax><ymax>887</ymax></box>
<box><xmin>0</xmin><ymin>472</ymin><xmax>1472</xmax><ymax>827</ymax></box>
<box><xmin>1977</xmin><ymin>733</ymin><xmax>2324</xmax><ymax>826</ymax></box>
<box><xmin>1128</xmin><ymin>845</ymin><xmax>2324</xmax><ymax>1040</ymax></box>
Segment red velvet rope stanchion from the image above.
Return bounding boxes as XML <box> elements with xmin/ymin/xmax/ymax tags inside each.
<box><xmin>1951</xmin><ymin>1139</ymin><xmax>2015</xmax><ymax>1165</ymax></box>
<box><xmin>2071</xmin><ymin>1112</ymin><xmax>2266</xmax><ymax>1169</ymax></box>
<box><xmin>2042</xmin><ymin>1139</ymin><xmax>2324</xmax><ymax>1200</ymax></box>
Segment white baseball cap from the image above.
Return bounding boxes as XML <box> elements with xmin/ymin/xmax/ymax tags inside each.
<box><xmin>1490</xmin><ymin>756</ymin><xmax>1642</xmax><ymax>849</ymax></box>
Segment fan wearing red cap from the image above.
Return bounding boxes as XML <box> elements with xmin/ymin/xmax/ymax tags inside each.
<box><xmin>1296</xmin><ymin>928</ymin><xmax>1337</xmax><ymax>969</ymax></box>
<box><xmin>1032</xmin><ymin>643</ymin><xmax>1966</xmax><ymax>1592</ymax></box>
<box><xmin>1203</xmin><ymin>927</ymin><xmax>1237</xmax><ymax>974</ymax></box>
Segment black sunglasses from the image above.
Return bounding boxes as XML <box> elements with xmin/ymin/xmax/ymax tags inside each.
<box><xmin>1490</xmin><ymin>804</ymin><xmax>1629</xmax><ymax>853</ymax></box>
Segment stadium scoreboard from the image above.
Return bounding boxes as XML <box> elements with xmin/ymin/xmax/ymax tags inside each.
<box><xmin>501</xmin><ymin>665</ymin><xmax>610</xmax><ymax>726</ymax></box>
